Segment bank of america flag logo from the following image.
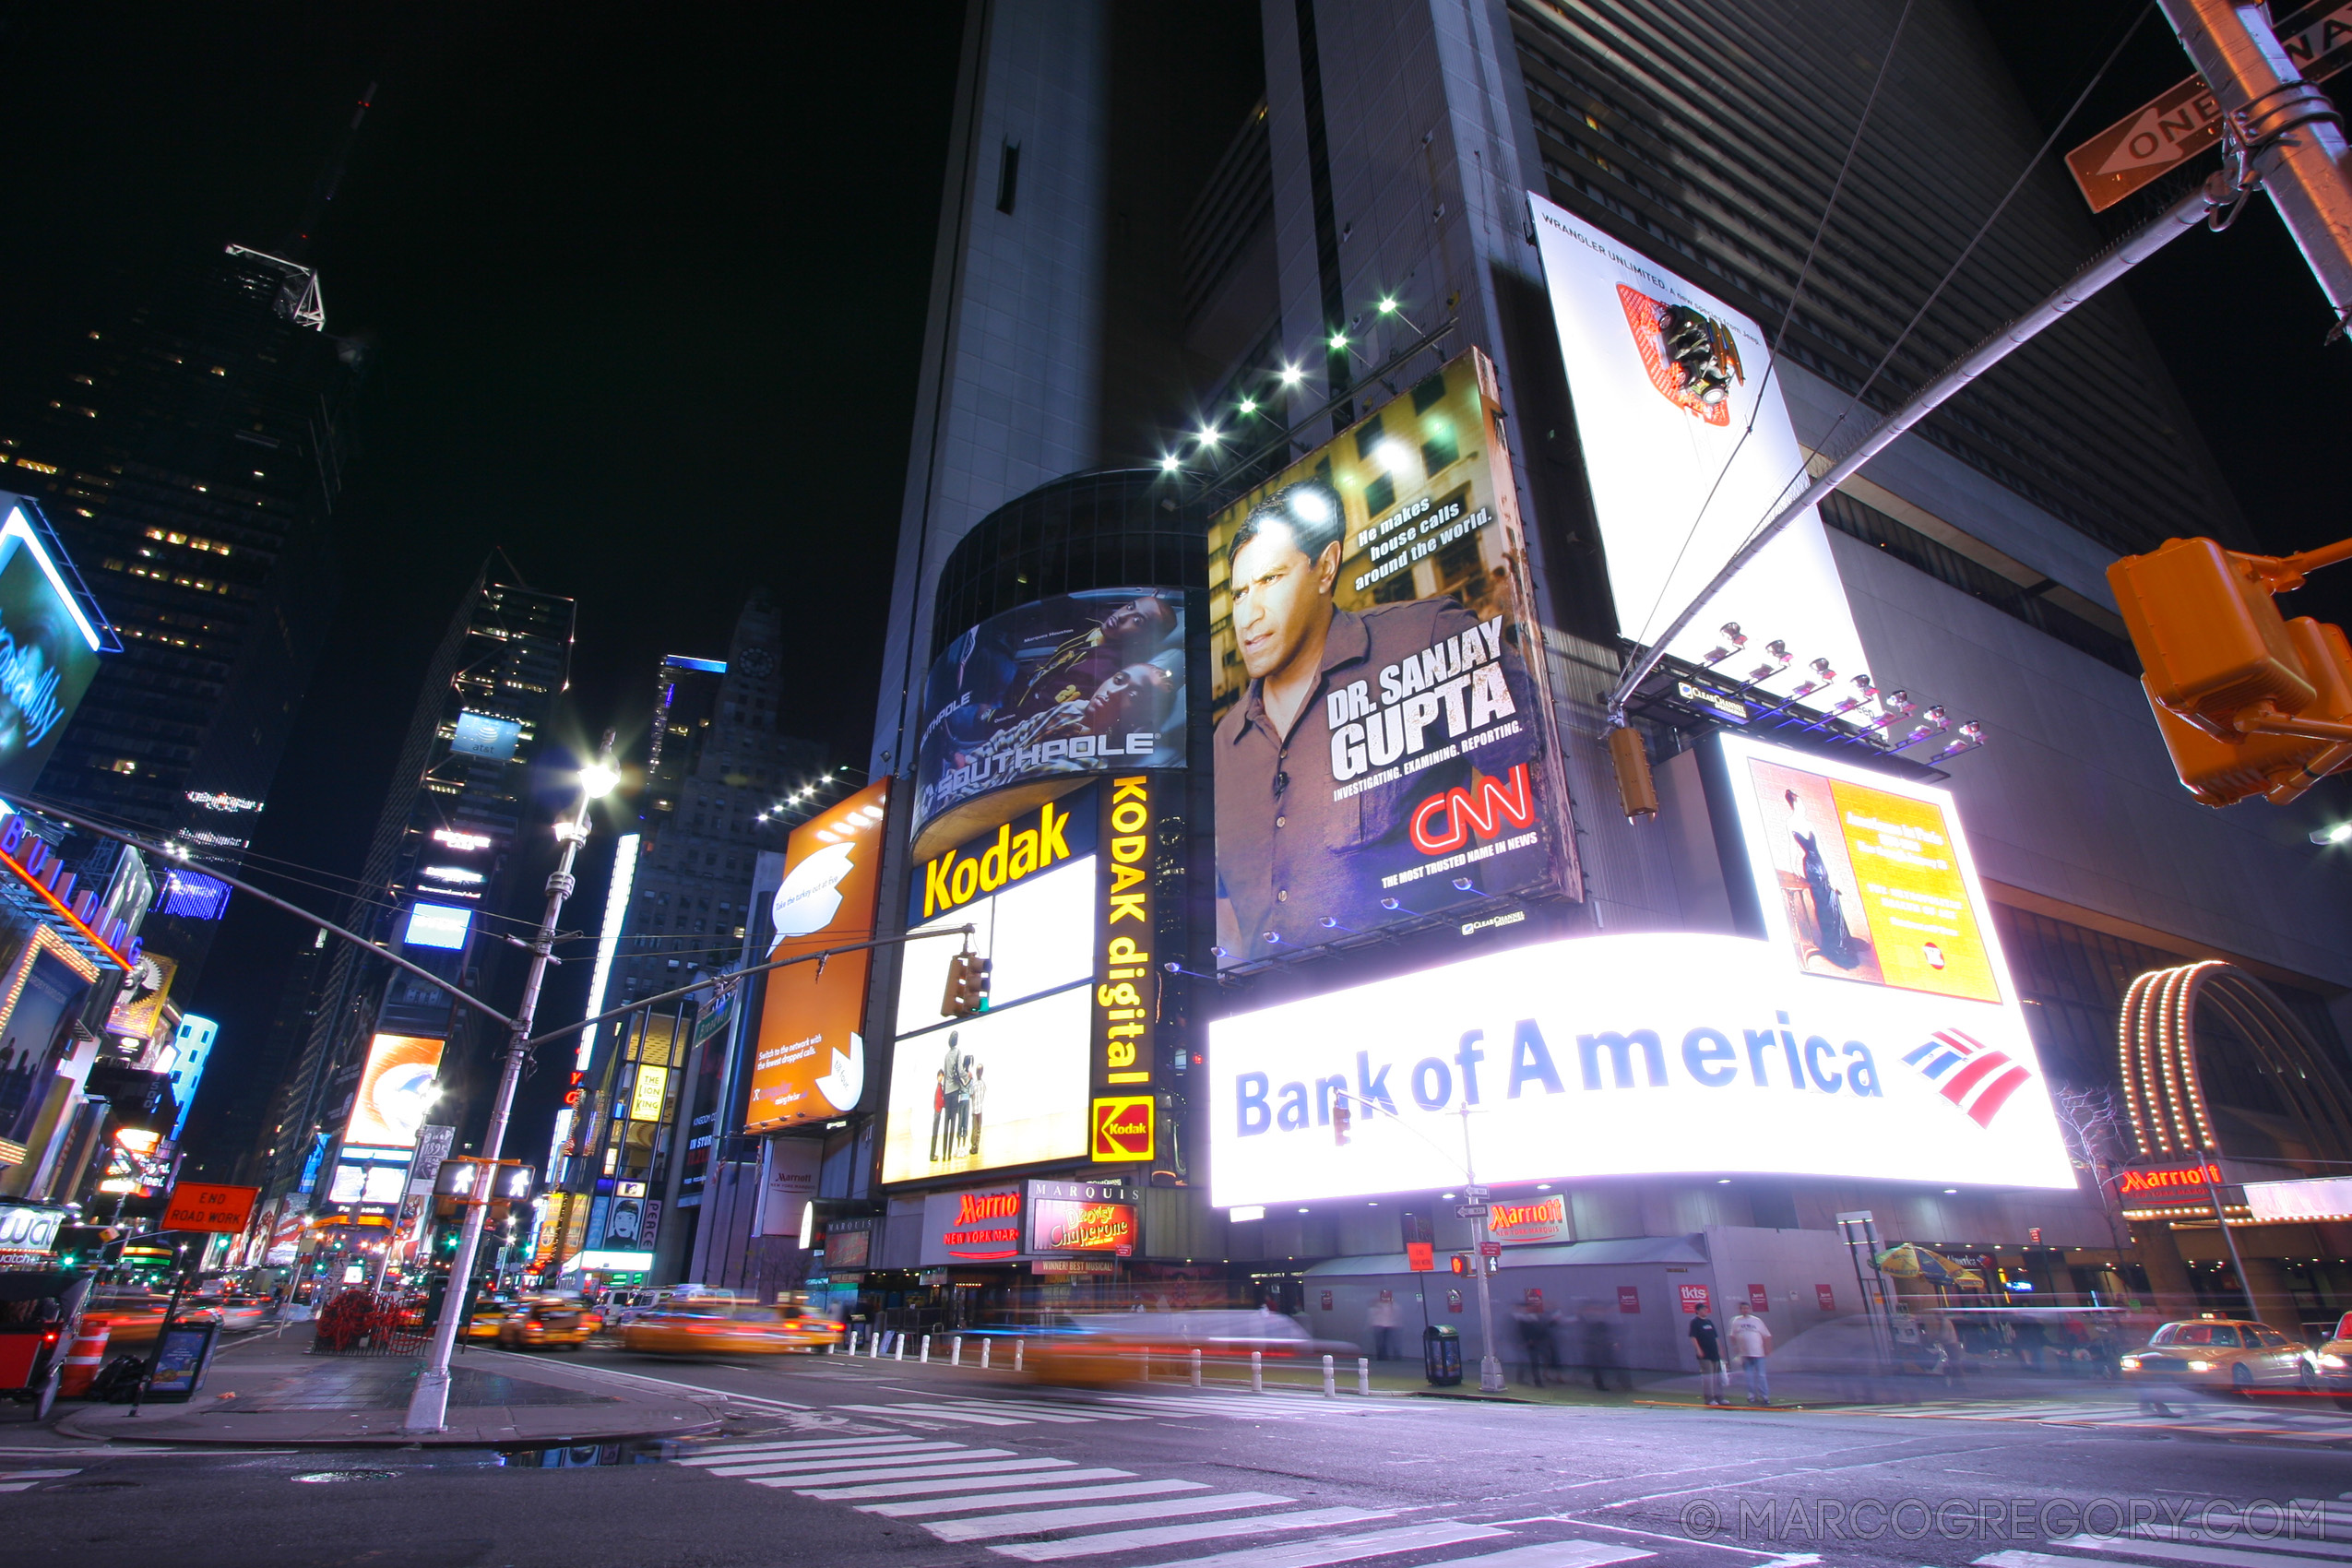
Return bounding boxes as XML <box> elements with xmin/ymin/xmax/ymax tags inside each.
<box><xmin>1902</xmin><ymin>1029</ymin><xmax>2030</xmax><ymax>1129</ymax></box>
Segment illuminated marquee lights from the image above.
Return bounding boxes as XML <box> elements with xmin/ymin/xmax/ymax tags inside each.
<box><xmin>0</xmin><ymin>805</ymin><xmax>136</xmax><ymax>970</ymax></box>
<box><xmin>433</xmin><ymin>828</ymin><xmax>493</xmax><ymax>851</ymax></box>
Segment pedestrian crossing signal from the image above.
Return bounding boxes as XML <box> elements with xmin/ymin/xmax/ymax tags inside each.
<box><xmin>1333</xmin><ymin>1102</ymin><xmax>1351</xmax><ymax>1146</ymax></box>
<box><xmin>941</xmin><ymin>950</ymin><xmax>993</xmax><ymax>1017</ymax></box>
<box><xmin>1449</xmin><ymin>1253</ymin><xmax>1470</xmax><ymax>1276</ymax></box>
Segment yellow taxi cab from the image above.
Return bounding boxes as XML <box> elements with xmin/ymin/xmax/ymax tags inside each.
<box><xmin>2120</xmin><ymin>1316</ymin><xmax>2307</xmax><ymax>1401</ymax></box>
<box><xmin>468</xmin><ymin>1299</ymin><xmax>518</xmax><ymax>1341</ymax></box>
<box><xmin>497</xmin><ymin>1297</ymin><xmax>601</xmax><ymax>1351</ymax></box>
<box><xmin>2302</xmin><ymin>1311</ymin><xmax>2352</xmax><ymax>1408</ymax></box>
<box><xmin>620</xmin><ymin>1298</ymin><xmax>844</xmax><ymax>1357</ymax></box>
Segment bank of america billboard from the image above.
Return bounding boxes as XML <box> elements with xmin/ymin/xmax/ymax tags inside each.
<box><xmin>1206</xmin><ymin>736</ymin><xmax>2073</xmax><ymax>1205</ymax></box>
<box><xmin>1527</xmin><ymin>196</ymin><xmax>1868</xmax><ymax>689</ymax></box>
<box><xmin>1206</xmin><ymin>349</ymin><xmax>1576</xmax><ymax>969</ymax></box>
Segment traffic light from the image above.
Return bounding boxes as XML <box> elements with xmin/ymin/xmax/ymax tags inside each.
<box><xmin>2109</xmin><ymin>535</ymin><xmax>2352</xmax><ymax>805</ymax></box>
<box><xmin>1449</xmin><ymin>1253</ymin><xmax>1470</xmax><ymax>1276</ymax></box>
<box><xmin>1333</xmin><ymin>1102</ymin><xmax>1351</xmax><ymax>1147</ymax></box>
<box><xmin>941</xmin><ymin>950</ymin><xmax>993</xmax><ymax>1017</ymax></box>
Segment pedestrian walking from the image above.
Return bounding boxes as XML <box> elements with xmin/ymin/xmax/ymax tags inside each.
<box><xmin>1728</xmin><ymin>1303</ymin><xmax>1773</xmax><ymax>1405</ymax></box>
<box><xmin>1369</xmin><ymin>1293</ymin><xmax>1400</xmax><ymax>1361</ymax></box>
<box><xmin>1514</xmin><ymin>1305</ymin><xmax>1550</xmax><ymax>1387</ymax></box>
<box><xmin>1581</xmin><ymin>1310</ymin><xmax>1621</xmax><ymax>1392</ymax></box>
<box><xmin>1688</xmin><ymin>1308</ymin><xmax>1728</xmax><ymax>1406</ymax></box>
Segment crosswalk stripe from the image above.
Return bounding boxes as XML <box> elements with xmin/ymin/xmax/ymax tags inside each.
<box><xmin>864</xmin><ymin>1480</ymin><xmax>1208</xmax><ymax>1518</ymax></box>
<box><xmin>1981</xmin><ymin>1552</ymin><xmax>2117</xmax><ymax>1568</ymax></box>
<box><xmin>930</xmin><ymin>1403</ymin><xmax>1131</xmax><ymax>1424</ymax></box>
<box><xmin>926</xmin><ymin>1491</ymin><xmax>1298</xmax><ymax>1543</ymax></box>
<box><xmin>681</xmin><ymin>1440</ymin><xmax>949</xmax><ymax>1467</ymax></box>
<box><xmin>1125</xmin><ymin>1519</ymin><xmax>1508</xmax><ymax>1568</ymax></box>
<box><xmin>799</xmin><ymin>1468</ymin><xmax>1136</xmax><ymax>1502</ymax></box>
<box><xmin>707</xmin><ymin>1444</ymin><xmax>989</xmax><ymax>1477</ymax></box>
<box><xmin>2047</xmin><ymin>1534</ymin><xmax>2345</xmax><ymax>1568</ymax></box>
<box><xmin>991</xmin><ymin>1505</ymin><xmax>1396</xmax><ymax>1562</ymax></box>
<box><xmin>1438</xmin><ymin>1544</ymin><xmax>1657</xmax><ymax>1568</ymax></box>
<box><xmin>0</xmin><ymin>1470</ymin><xmax>79</xmax><ymax>1479</ymax></box>
<box><xmin>837</xmin><ymin>1403</ymin><xmax>1033</xmax><ymax>1426</ymax></box>
<box><xmin>694</xmin><ymin>1435</ymin><xmax>923</xmax><ymax>1455</ymax></box>
<box><xmin>927</xmin><ymin>1398</ymin><xmax>1150</xmax><ymax>1421</ymax></box>
<box><xmin>2137</xmin><ymin>1526</ymin><xmax>2352</xmax><ymax>1560</ymax></box>
<box><xmin>744</xmin><ymin>1458</ymin><xmax>1078</xmax><ymax>1489</ymax></box>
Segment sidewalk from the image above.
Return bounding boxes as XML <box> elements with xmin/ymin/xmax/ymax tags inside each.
<box><xmin>50</xmin><ymin>1327</ymin><xmax>724</xmax><ymax>1448</ymax></box>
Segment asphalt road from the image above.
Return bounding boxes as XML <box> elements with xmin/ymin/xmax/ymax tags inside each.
<box><xmin>5</xmin><ymin>1345</ymin><xmax>2350</xmax><ymax>1568</ymax></box>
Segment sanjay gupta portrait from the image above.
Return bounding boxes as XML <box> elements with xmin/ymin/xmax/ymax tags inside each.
<box><xmin>1213</xmin><ymin>478</ymin><xmax>1542</xmax><ymax>966</ymax></box>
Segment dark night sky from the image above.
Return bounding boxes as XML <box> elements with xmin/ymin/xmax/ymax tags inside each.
<box><xmin>0</xmin><ymin>4</ymin><xmax>2343</xmax><ymax>1177</ymax></box>
<box><xmin>0</xmin><ymin>3</ymin><xmax>966</xmax><ymax>1170</ymax></box>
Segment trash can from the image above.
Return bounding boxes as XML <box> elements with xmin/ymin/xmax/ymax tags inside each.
<box><xmin>1422</xmin><ymin>1324</ymin><xmax>1462</xmax><ymax>1386</ymax></box>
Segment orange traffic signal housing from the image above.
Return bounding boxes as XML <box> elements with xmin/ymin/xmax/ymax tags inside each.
<box><xmin>2110</xmin><ymin>537</ymin><xmax>2314</xmax><ymax>737</ymax></box>
<box><xmin>2110</xmin><ymin>535</ymin><xmax>2352</xmax><ymax>806</ymax></box>
<box><xmin>2143</xmin><ymin>618</ymin><xmax>2352</xmax><ymax>806</ymax></box>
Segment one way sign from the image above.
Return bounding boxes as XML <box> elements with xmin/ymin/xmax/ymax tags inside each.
<box><xmin>2065</xmin><ymin>0</ymin><xmax>2352</xmax><ymax>212</ymax></box>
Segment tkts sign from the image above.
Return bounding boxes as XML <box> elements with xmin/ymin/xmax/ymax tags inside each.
<box><xmin>1090</xmin><ymin>775</ymin><xmax>1166</xmax><ymax>1161</ymax></box>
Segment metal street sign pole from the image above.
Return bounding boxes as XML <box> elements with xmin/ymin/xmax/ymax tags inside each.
<box><xmin>2157</xmin><ymin>0</ymin><xmax>2352</xmax><ymax>326</ymax></box>
<box><xmin>2066</xmin><ymin>1</ymin><xmax>2352</xmax><ymax>212</ymax></box>
<box><xmin>1457</xmin><ymin>1111</ymin><xmax>1505</xmax><ymax>1395</ymax></box>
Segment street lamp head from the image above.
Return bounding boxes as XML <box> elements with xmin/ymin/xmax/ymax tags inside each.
<box><xmin>579</xmin><ymin>760</ymin><xmax>622</xmax><ymax>798</ymax></box>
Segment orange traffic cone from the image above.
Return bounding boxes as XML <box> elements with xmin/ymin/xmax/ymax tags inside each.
<box><xmin>57</xmin><ymin>1321</ymin><xmax>111</xmax><ymax>1398</ymax></box>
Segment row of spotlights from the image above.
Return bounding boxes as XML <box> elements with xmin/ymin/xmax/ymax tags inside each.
<box><xmin>1159</xmin><ymin>296</ymin><xmax>1407</xmax><ymax>470</ymax></box>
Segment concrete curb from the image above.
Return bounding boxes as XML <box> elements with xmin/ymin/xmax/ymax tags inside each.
<box><xmin>53</xmin><ymin>1397</ymin><xmax>724</xmax><ymax>1447</ymax></box>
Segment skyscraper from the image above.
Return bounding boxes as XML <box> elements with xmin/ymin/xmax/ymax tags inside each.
<box><xmin>249</xmin><ymin>564</ymin><xmax>573</xmax><ymax>1279</ymax></box>
<box><xmin>539</xmin><ymin>589</ymin><xmax>834</xmax><ymax>1283</ymax></box>
<box><xmin>837</xmin><ymin>1</ymin><xmax>2352</xmax><ymax>1337</ymax></box>
<box><xmin>0</xmin><ymin>245</ymin><xmax>362</xmax><ymax>909</ymax></box>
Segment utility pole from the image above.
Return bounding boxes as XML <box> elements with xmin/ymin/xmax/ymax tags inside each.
<box><xmin>2157</xmin><ymin>0</ymin><xmax>2352</xmax><ymax>328</ymax></box>
<box><xmin>1457</xmin><ymin>1110</ymin><xmax>1505</xmax><ymax>1395</ymax></box>
<box><xmin>404</xmin><ymin>735</ymin><xmax>619</xmax><ymax>1433</ymax></box>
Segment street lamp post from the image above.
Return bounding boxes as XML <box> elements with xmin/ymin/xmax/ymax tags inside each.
<box><xmin>404</xmin><ymin>737</ymin><xmax>618</xmax><ymax>1433</ymax></box>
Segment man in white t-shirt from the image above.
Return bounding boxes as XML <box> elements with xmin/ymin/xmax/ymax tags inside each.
<box><xmin>1727</xmin><ymin>1307</ymin><xmax>1773</xmax><ymax>1406</ymax></box>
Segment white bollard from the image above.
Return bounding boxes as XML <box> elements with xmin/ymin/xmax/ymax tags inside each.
<box><xmin>1323</xmin><ymin>1353</ymin><xmax>1336</xmax><ymax>1397</ymax></box>
<box><xmin>895</xmin><ymin>1332</ymin><xmax>906</xmax><ymax>1361</ymax></box>
<box><xmin>1015</xmin><ymin>1338</ymin><xmax>1025</xmax><ymax>1372</ymax></box>
<box><xmin>952</xmin><ymin>1335</ymin><xmax>963</xmax><ymax>1367</ymax></box>
<box><xmin>1358</xmin><ymin>1357</ymin><xmax>1371</xmax><ymax>1396</ymax></box>
<box><xmin>870</xmin><ymin>1329</ymin><xmax>882</xmax><ymax>1360</ymax></box>
<box><xmin>920</xmin><ymin>1334</ymin><xmax>932</xmax><ymax>1364</ymax></box>
<box><xmin>1191</xmin><ymin>1348</ymin><xmax>1203</xmax><ymax>1388</ymax></box>
<box><xmin>980</xmin><ymin>1337</ymin><xmax>992</xmax><ymax>1370</ymax></box>
<box><xmin>1251</xmin><ymin>1349</ymin><xmax>1264</xmax><ymax>1394</ymax></box>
